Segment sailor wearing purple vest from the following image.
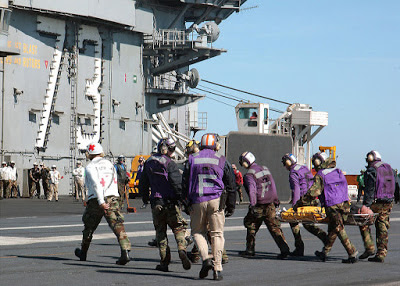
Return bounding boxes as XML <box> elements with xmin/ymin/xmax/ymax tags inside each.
<box><xmin>295</xmin><ymin>152</ymin><xmax>358</xmax><ymax>263</ymax></box>
<box><xmin>358</xmin><ymin>150</ymin><xmax>396</xmax><ymax>263</ymax></box>
<box><xmin>139</xmin><ymin>138</ymin><xmax>191</xmax><ymax>272</ymax></box>
<box><xmin>282</xmin><ymin>153</ymin><xmax>327</xmax><ymax>257</ymax></box>
<box><xmin>240</xmin><ymin>151</ymin><xmax>290</xmax><ymax>259</ymax></box>
<box><xmin>182</xmin><ymin>133</ymin><xmax>235</xmax><ymax>281</ymax></box>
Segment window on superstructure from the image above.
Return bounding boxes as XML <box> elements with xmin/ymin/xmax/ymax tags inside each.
<box><xmin>0</xmin><ymin>9</ymin><xmax>11</xmax><ymax>33</ymax></box>
<box><xmin>52</xmin><ymin>114</ymin><xmax>60</xmax><ymax>125</ymax></box>
<box><xmin>29</xmin><ymin>112</ymin><xmax>37</xmax><ymax>123</ymax></box>
<box><xmin>119</xmin><ymin>120</ymin><xmax>126</xmax><ymax>130</ymax></box>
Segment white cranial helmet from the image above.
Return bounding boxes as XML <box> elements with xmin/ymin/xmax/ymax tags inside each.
<box><xmin>87</xmin><ymin>142</ymin><xmax>104</xmax><ymax>155</ymax></box>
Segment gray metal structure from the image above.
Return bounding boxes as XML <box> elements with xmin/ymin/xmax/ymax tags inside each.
<box><xmin>0</xmin><ymin>0</ymin><xmax>247</xmax><ymax>195</ymax></box>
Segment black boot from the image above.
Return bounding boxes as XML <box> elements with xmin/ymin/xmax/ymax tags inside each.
<box><xmin>178</xmin><ymin>250</ymin><xmax>191</xmax><ymax>270</ymax></box>
<box><xmin>116</xmin><ymin>249</ymin><xmax>130</xmax><ymax>265</ymax></box>
<box><xmin>239</xmin><ymin>250</ymin><xmax>255</xmax><ymax>257</ymax></box>
<box><xmin>342</xmin><ymin>257</ymin><xmax>358</xmax><ymax>264</ymax></box>
<box><xmin>213</xmin><ymin>270</ymin><xmax>223</xmax><ymax>281</ymax></box>
<box><xmin>199</xmin><ymin>258</ymin><xmax>213</xmax><ymax>279</ymax></box>
<box><xmin>315</xmin><ymin>250</ymin><xmax>326</xmax><ymax>262</ymax></box>
<box><xmin>289</xmin><ymin>248</ymin><xmax>304</xmax><ymax>257</ymax></box>
<box><xmin>368</xmin><ymin>256</ymin><xmax>384</xmax><ymax>263</ymax></box>
<box><xmin>155</xmin><ymin>264</ymin><xmax>169</xmax><ymax>272</ymax></box>
<box><xmin>359</xmin><ymin>250</ymin><xmax>375</xmax><ymax>259</ymax></box>
<box><xmin>75</xmin><ymin>248</ymin><xmax>87</xmax><ymax>261</ymax></box>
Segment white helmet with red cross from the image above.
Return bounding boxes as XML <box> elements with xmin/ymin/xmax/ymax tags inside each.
<box><xmin>87</xmin><ymin>142</ymin><xmax>104</xmax><ymax>155</ymax></box>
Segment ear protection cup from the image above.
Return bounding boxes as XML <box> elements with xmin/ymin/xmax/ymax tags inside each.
<box><xmin>160</xmin><ymin>145</ymin><xmax>168</xmax><ymax>155</ymax></box>
<box><xmin>215</xmin><ymin>142</ymin><xmax>221</xmax><ymax>151</ymax></box>
<box><xmin>313</xmin><ymin>158</ymin><xmax>321</xmax><ymax>167</ymax></box>
<box><xmin>284</xmin><ymin>159</ymin><xmax>292</xmax><ymax>167</ymax></box>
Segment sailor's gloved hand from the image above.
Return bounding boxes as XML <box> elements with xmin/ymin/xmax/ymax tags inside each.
<box><xmin>249</xmin><ymin>205</ymin><xmax>256</xmax><ymax>216</ymax></box>
<box><xmin>181</xmin><ymin>199</ymin><xmax>192</xmax><ymax>215</ymax></box>
<box><xmin>225</xmin><ymin>208</ymin><xmax>234</xmax><ymax>217</ymax></box>
<box><xmin>293</xmin><ymin>200</ymin><xmax>303</xmax><ymax>212</ymax></box>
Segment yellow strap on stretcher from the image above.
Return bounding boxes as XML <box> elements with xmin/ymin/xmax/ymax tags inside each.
<box><xmin>280</xmin><ymin>206</ymin><xmax>328</xmax><ymax>223</ymax></box>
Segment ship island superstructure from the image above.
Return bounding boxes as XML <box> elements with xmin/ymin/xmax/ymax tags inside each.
<box><xmin>0</xmin><ymin>0</ymin><xmax>247</xmax><ymax>195</ymax></box>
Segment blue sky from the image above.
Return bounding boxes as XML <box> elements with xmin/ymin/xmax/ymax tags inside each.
<box><xmin>193</xmin><ymin>0</ymin><xmax>400</xmax><ymax>174</ymax></box>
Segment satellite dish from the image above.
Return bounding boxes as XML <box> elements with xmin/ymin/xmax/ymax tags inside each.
<box><xmin>204</xmin><ymin>21</ymin><xmax>220</xmax><ymax>42</ymax></box>
<box><xmin>188</xmin><ymin>68</ymin><xmax>200</xmax><ymax>88</ymax></box>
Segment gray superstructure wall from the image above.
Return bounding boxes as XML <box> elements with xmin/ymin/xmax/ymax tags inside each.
<box><xmin>1</xmin><ymin>9</ymin><xmax>150</xmax><ymax>195</ymax></box>
<box><xmin>226</xmin><ymin>132</ymin><xmax>293</xmax><ymax>203</ymax></box>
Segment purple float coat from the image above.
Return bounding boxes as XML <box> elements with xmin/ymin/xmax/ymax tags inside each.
<box><xmin>244</xmin><ymin>163</ymin><xmax>279</xmax><ymax>206</ymax></box>
<box><xmin>145</xmin><ymin>154</ymin><xmax>176</xmax><ymax>200</ymax></box>
<box><xmin>187</xmin><ymin>149</ymin><xmax>226</xmax><ymax>204</ymax></box>
<box><xmin>372</xmin><ymin>161</ymin><xmax>395</xmax><ymax>200</ymax></box>
<box><xmin>289</xmin><ymin>164</ymin><xmax>314</xmax><ymax>207</ymax></box>
<box><xmin>317</xmin><ymin>168</ymin><xmax>349</xmax><ymax>207</ymax></box>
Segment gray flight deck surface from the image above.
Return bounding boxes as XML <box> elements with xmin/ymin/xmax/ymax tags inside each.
<box><xmin>1</xmin><ymin>198</ymin><xmax>399</xmax><ymax>286</ymax></box>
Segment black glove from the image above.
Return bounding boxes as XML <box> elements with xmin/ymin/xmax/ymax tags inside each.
<box><xmin>248</xmin><ymin>205</ymin><xmax>256</xmax><ymax>216</ymax></box>
<box><xmin>181</xmin><ymin>199</ymin><xmax>192</xmax><ymax>215</ymax></box>
<box><xmin>219</xmin><ymin>191</ymin><xmax>228</xmax><ymax>212</ymax></box>
<box><xmin>274</xmin><ymin>200</ymin><xmax>280</xmax><ymax>208</ymax></box>
<box><xmin>225</xmin><ymin>208</ymin><xmax>234</xmax><ymax>217</ymax></box>
<box><xmin>293</xmin><ymin>200</ymin><xmax>303</xmax><ymax>212</ymax></box>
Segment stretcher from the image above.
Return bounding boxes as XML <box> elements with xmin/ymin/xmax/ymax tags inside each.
<box><xmin>277</xmin><ymin>206</ymin><xmax>378</xmax><ymax>226</ymax></box>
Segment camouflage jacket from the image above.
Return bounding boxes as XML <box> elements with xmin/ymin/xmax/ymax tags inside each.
<box><xmin>299</xmin><ymin>158</ymin><xmax>337</xmax><ymax>206</ymax></box>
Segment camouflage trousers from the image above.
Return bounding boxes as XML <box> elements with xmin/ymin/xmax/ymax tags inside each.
<box><xmin>324</xmin><ymin>201</ymin><xmax>357</xmax><ymax>257</ymax></box>
<box><xmin>290</xmin><ymin>222</ymin><xmax>328</xmax><ymax>252</ymax></box>
<box><xmin>42</xmin><ymin>179</ymin><xmax>50</xmax><ymax>199</ymax></box>
<box><xmin>80</xmin><ymin>197</ymin><xmax>131</xmax><ymax>252</ymax></box>
<box><xmin>117</xmin><ymin>182</ymin><xmax>126</xmax><ymax>209</ymax></box>
<box><xmin>244</xmin><ymin>203</ymin><xmax>290</xmax><ymax>254</ymax></box>
<box><xmin>359</xmin><ymin>202</ymin><xmax>393</xmax><ymax>258</ymax></box>
<box><xmin>29</xmin><ymin>181</ymin><xmax>41</xmax><ymax>198</ymax></box>
<box><xmin>3</xmin><ymin>180</ymin><xmax>11</xmax><ymax>198</ymax></box>
<box><xmin>10</xmin><ymin>180</ymin><xmax>18</xmax><ymax>198</ymax></box>
<box><xmin>152</xmin><ymin>203</ymin><xmax>188</xmax><ymax>266</ymax></box>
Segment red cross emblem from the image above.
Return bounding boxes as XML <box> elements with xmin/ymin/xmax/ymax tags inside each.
<box><xmin>100</xmin><ymin>178</ymin><xmax>106</xmax><ymax>187</ymax></box>
<box><xmin>89</xmin><ymin>144</ymin><xmax>95</xmax><ymax>151</ymax></box>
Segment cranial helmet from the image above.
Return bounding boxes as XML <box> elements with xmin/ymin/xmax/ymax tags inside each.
<box><xmin>312</xmin><ymin>152</ymin><xmax>329</xmax><ymax>168</ymax></box>
<box><xmin>366</xmin><ymin>150</ymin><xmax>381</xmax><ymax>163</ymax></box>
<box><xmin>87</xmin><ymin>142</ymin><xmax>104</xmax><ymax>155</ymax></box>
<box><xmin>282</xmin><ymin>153</ymin><xmax>297</xmax><ymax>168</ymax></box>
<box><xmin>157</xmin><ymin>138</ymin><xmax>176</xmax><ymax>155</ymax></box>
<box><xmin>200</xmin><ymin>133</ymin><xmax>220</xmax><ymax>151</ymax></box>
<box><xmin>185</xmin><ymin>139</ymin><xmax>200</xmax><ymax>155</ymax></box>
<box><xmin>239</xmin><ymin>151</ymin><xmax>256</xmax><ymax>169</ymax></box>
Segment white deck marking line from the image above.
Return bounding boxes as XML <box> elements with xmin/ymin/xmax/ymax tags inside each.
<box><xmin>0</xmin><ymin>216</ymin><xmax>244</xmax><ymax>231</ymax></box>
<box><xmin>1</xmin><ymin>218</ymin><xmax>399</xmax><ymax>246</ymax></box>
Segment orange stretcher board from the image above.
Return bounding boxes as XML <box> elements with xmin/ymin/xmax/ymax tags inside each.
<box><xmin>277</xmin><ymin>206</ymin><xmax>378</xmax><ymax>226</ymax></box>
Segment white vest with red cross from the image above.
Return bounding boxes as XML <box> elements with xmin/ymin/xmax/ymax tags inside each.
<box><xmin>85</xmin><ymin>157</ymin><xmax>119</xmax><ymax>205</ymax></box>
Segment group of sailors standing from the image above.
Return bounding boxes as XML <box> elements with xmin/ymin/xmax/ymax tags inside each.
<box><xmin>73</xmin><ymin>134</ymin><xmax>399</xmax><ymax>281</ymax></box>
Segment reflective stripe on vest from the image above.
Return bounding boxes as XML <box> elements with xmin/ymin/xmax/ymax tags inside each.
<box><xmin>294</xmin><ymin>165</ymin><xmax>302</xmax><ymax>171</ymax></box>
<box><xmin>149</xmin><ymin>156</ymin><xmax>168</xmax><ymax>164</ymax></box>
<box><xmin>375</xmin><ymin>161</ymin><xmax>383</xmax><ymax>168</ymax></box>
<box><xmin>194</xmin><ymin>157</ymin><xmax>220</xmax><ymax>166</ymax></box>
<box><xmin>248</xmin><ymin>167</ymin><xmax>271</xmax><ymax>179</ymax></box>
<box><xmin>322</xmin><ymin>168</ymin><xmax>337</xmax><ymax>176</ymax></box>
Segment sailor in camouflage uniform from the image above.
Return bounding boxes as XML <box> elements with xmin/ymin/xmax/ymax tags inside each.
<box><xmin>296</xmin><ymin>152</ymin><xmax>358</xmax><ymax>263</ymax></box>
<box><xmin>240</xmin><ymin>151</ymin><xmax>290</xmax><ymax>259</ymax></box>
<box><xmin>139</xmin><ymin>138</ymin><xmax>191</xmax><ymax>272</ymax></box>
<box><xmin>75</xmin><ymin>142</ymin><xmax>131</xmax><ymax>265</ymax></box>
<box><xmin>282</xmin><ymin>153</ymin><xmax>327</xmax><ymax>256</ymax></box>
<box><xmin>358</xmin><ymin>151</ymin><xmax>396</xmax><ymax>263</ymax></box>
